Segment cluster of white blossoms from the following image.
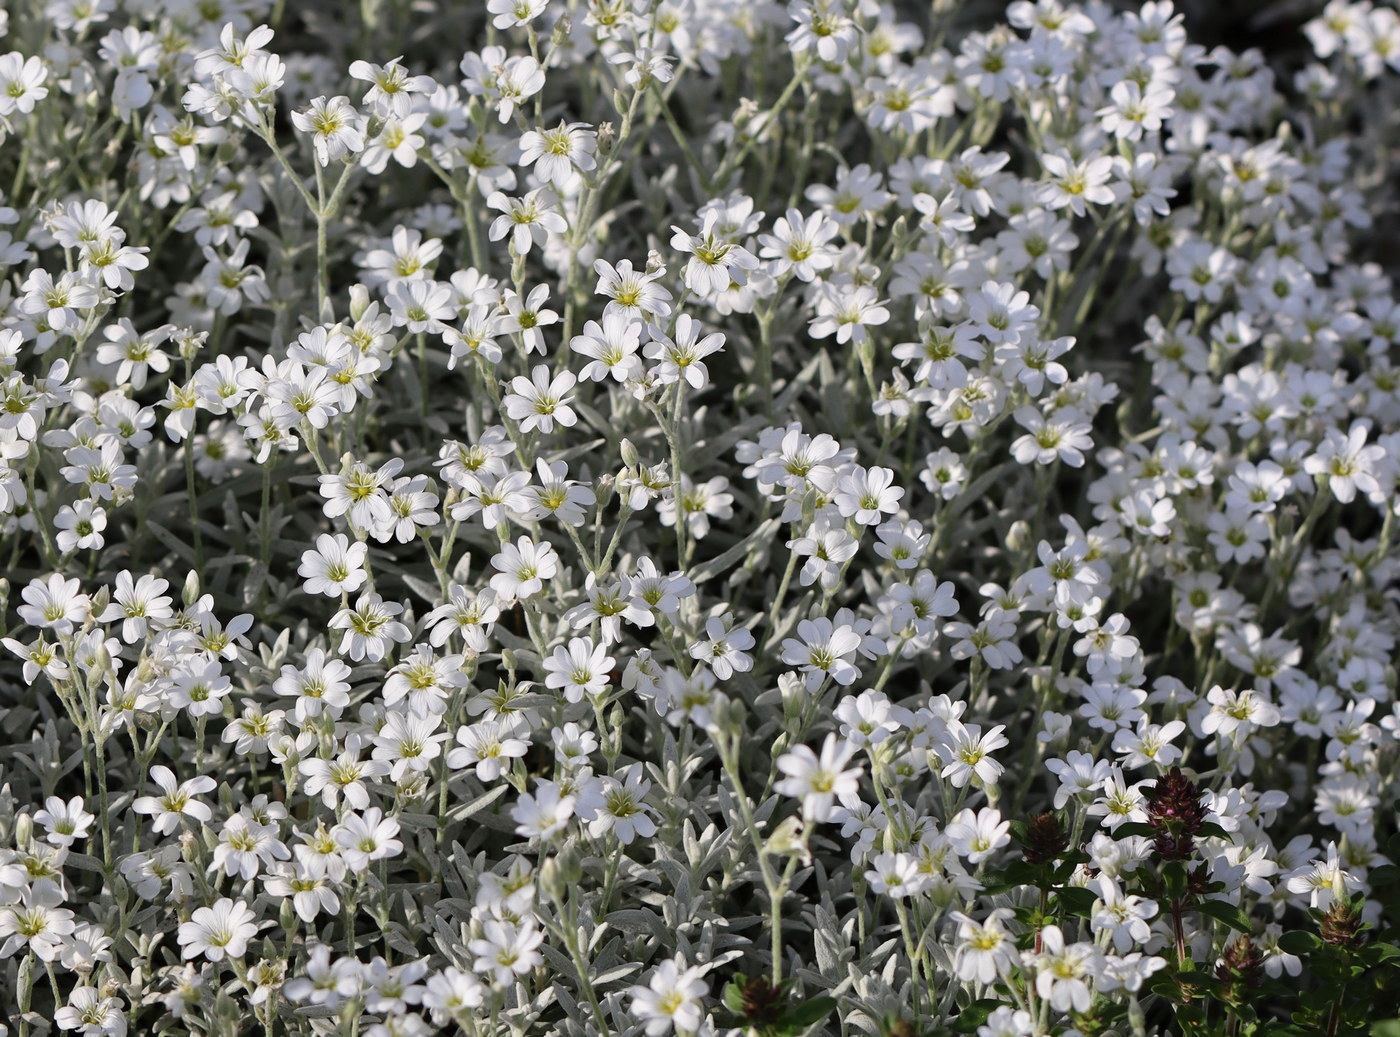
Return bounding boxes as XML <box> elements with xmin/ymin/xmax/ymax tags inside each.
<box><xmin>2</xmin><ymin>0</ymin><xmax>1400</xmax><ymax>1035</ymax></box>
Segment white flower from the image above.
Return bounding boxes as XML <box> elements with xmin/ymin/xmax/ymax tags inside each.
<box><xmin>469</xmin><ymin>920</ymin><xmax>544</xmax><ymax>984</ymax></box>
<box><xmin>518</xmin><ymin>120</ymin><xmax>596</xmax><ymax>190</ymax></box>
<box><xmin>670</xmin><ymin>212</ymin><xmax>759</xmax><ymax>298</ymax></box>
<box><xmin>334</xmin><ymin>808</ymin><xmax>403</xmax><ymax>871</ymax></box>
<box><xmin>775</xmin><ymin>733</ymin><xmax>863</xmax><ymax>822</ymax></box>
<box><xmin>585</xmin><ymin>763</ymin><xmax>658</xmax><ymax>845</ymax></box>
<box><xmin>945</xmin><ymin>807</ymin><xmax>1011</xmax><ymax>864</ymax></box>
<box><xmin>0</xmin><ymin>882</ymin><xmax>75</xmax><ymax>962</ymax></box>
<box><xmin>55</xmin><ymin>985</ymin><xmax>127</xmax><ymax>1037</ymax></box>
<box><xmin>0</xmin><ymin>52</ymin><xmax>49</xmax><ymax>116</ymax></box>
<box><xmin>348</xmin><ymin>57</ymin><xmax>435</xmax><ymax>119</ymax></box>
<box><xmin>489</xmin><ymin>535</ymin><xmax>559</xmax><ymax>601</ymax></box>
<box><xmin>177</xmin><ymin>898</ymin><xmax>259</xmax><ymax>961</ymax></box>
<box><xmin>502</xmin><ymin>365</ymin><xmax>577</xmax><ymax>433</ymax></box>
<box><xmin>949</xmin><ymin>907</ymin><xmax>1017</xmax><ymax>984</ymax></box>
<box><xmin>33</xmin><ymin>795</ymin><xmax>95</xmax><ymax>848</ymax></box>
<box><xmin>291</xmin><ymin>95</ymin><xmax>368</xmax><ymax>165</ymax></box>
<box><xmin>298</xmin><ymin>533</ymin><xmax>369</xmax><ymax>597</ymax></box>
<box><xmin>132</xmin><ymin>765</ymin><xmax>216</xmax><ymax>835</ymax></box>
<box><xmin>328</xmin><ymin>593</ymin><xmax>412</xmax><ymax>662</ymax></box>
<box><xmin>543</xmin><ymin>636</ymin><xmax>613</xmax><ymax>703</ymax></box>
<box><xmin>627</xmin><ymin>958</ymin><xmax>708</xmax><ymax>1037</ymax></box>
<box><xmin>1027</xmin><ymin>924</ymin><xmax>1102</xmax><ymax>1013</ymax></box>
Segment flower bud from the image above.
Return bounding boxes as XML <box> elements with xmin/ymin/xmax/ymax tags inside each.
<box><xmin>182</xmin><ymin>569</ymin><xmax>201</xmax><ymax>607</ymax></box>
<box><xmin>350</xmin><ymin>283</ymin><xmax>371</xmax><ymax>322</ymax></box>
<box><xmin>1005</xmin><ymin>519</ymin><xmax>1032</xmax><ymax>554</ymax></box>
<box><xmin>14</xmin><ymin>811</ymin><xmax>32</xmax><ymax>848</ymax></box>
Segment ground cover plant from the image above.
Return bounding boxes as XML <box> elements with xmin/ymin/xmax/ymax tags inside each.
<box><xmin>2</xmin><ymin>0</ymin><xmax>1400</xmax><ymax>1034</ymax></box>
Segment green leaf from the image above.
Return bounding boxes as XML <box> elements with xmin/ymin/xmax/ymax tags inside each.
<box><xmin>1197</xmin><ymin>899</ymin><xmax>1253</xmax><ymax>934</ymax></box>
<box><xmin>950</xmin><ymin>999</ymin><xmax>1005</xmax><ymax>1033</ymax></box>
<box><xmin>778</xmin><ymin>996</ymin><xmax>838</xmax><ymax>1031</ymax></box>
<box><xmin>1112</xmin><ymin>822</ymin><xmax>1157</xmax><ymax>839</ymax></box>
<box><xmin>1371</xmin><ymin>1020</ymin><xmax>1400</xmax><ymax>1037</ymax></box>
<box><xmin>1276</xmin><ymin>930</ymin><xmax>1321</xmax><ymax>956</ymax></box>
<box><xmin>1163</xmin><ymin>861</ymin><xmax>1188</xmax><ymax>900</ymax></box>
<box><xmin>722</xmin><ymin>978</ymin><xmax>748</xmax><ymax>1014</ymax></box>
<box><xmin>1370</xmin><ymin>865</ymin><xmax>1400</xmax><ymax>887</ymax></box>
<box><xmin>1360</xmin><ymin>942</ymin><xmax>1400</xmax><ymax>967</ymax></box>
<box><xmin>1195</xmin><ymin>821</ymin><xmax>1231</xmax><ymax>840</ymax></box>
<box><xmin>1054</xmin><ymin>886</ymin><xmax>1098</xmax><ymax>919</ymax></box>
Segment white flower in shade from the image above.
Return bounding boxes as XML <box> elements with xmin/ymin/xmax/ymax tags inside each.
<box><xmin>585</xmin><ymin>763</ymin><xmax>657</xmax><ymax>845</ymax></box>
<box><xmin>0</xmin><ymin>882</ymin><xmax>75</xmax><ymax>962</ymax></box>
<box><xmin>945</xmin><ymin>806</ymin><xmax>1011</xmax><ymax>864</ymax></box>
<box><xmin>33</xmin><ymin>795</ymin><xmax>95</xmax><ymax>848</ymax></box>
<box><xmin>291</xmin><ymin>95</ymin><xmax>367</xmax><ymax>166</ymax></box>
<box><xmin>275</xmin><ymin>648</ymin><xmax>353</xmax><ymax>723</ymax></box>
<box><xmin>571</xmin><ymin>313</ymin><xmax>644</xmax><ymax>383</ymax></box>
<box><xmin>1089</xmin><ymin>876</ymin><xmax>1158</xmax><ymax>952</ymax></box>
<box><xmin>447</xmin><ymin>719</ymin><xmax>530</xmax><ymax>781</ymax></box>
<box><xmin>670</xmin><ymin>212</ymin><xmax>759</xmax><ymax>297</ymax></box>
<box><xmin>687</xmin><ymin>614</ymin><xmax>755</xmax><ymax>680</ymax></box>
<box><xmin>949</xmin><ymin>907</ymin><xmax>1018</xmax><ymax>984</ymax></box>
<box><xmin>512</xmin><ymin>780</ymin><xmax>576</xmax><ymax>840</ymax></box>
<box><xmin>132</xmin><ymin>765</ymin><xmax>216</xmax><ymax>835</ymax></box>
<box><xmin>0</xmin><ymin>53</ymin><xmax>49</xmax><ymax>117</ymax></box>
<box><xmin>348</xmin><ymin>57</ymin><xmax>435</xmax><ymax>119</ymax></box>
<box><xmin>54</xmin><ymin>500</ymin><xmax>107</xmax><ymax>554</ymax></box>
<box><xmin>298</xmin><ymin>533</ymin><xmax>368</xmax><ymax>597</ymax></box>
<box><xmin>165</xmin><ymin>656</ymin><xmax>232</xmax><ymax>718</ymax></box>
<box><xmin>518</xmin><ymin>120</ymin><xmax>596</xmax><ymax>190</ymax></box>
<box><xmin>502</xmin><ymin>365</ymin><xmax>577</xmax><ymax>433</ymax></box>
<box><xmin>17</xmin><ymin>573</ymin><xmax>90</xmax><ymax>636</ymax></box>
<box><xmin>775</xmin><ymin>733</ymin><xmax>863</xmax><ymax>822</ymax></box>
<box><xmin>372</xmin><ymin>708</ymin><xmax>448</xmax><ymax>782</ymax></box>
<box><xmin>177</xmin><ymin>898</ymin><xmax>258</xmax><ymax>961</ymax></box>
<box><xmin>781</xmin><ymin>617</ymin><xmax>863</xmax><ymax>689</ymax></box>
<box><xmin>333</xmin><ymin>807</ymin><xmax>404</xmax><ymax>871</ymax></box>
<box><xmin>329</xmin><ymin>593</ymin><xmax>412</xmax><ymax>662</ymax></box>
<box><xmin>211</xmin><ymin>813</ymin><xmax>290</xmax><ymax>881</ymax></box>
<box><xmin>627</xmin><ymin>957</ymin><xmax>708</xmax><ymax>1037</ymax></box>
<box><xmin>55</xmin><ymin>986</ymin><xmax>127</xmax><ymax>1037</ymax></box>
<box><xmin>487</xmin><ymin>188</ymin><xmax>567</xmax><ymax>256</ymax></box>
<box><xmin>469</xmin><ymin>920</ymin><xmax>544</xmax><ymax>985</ymax></box>
<box><xmin>299</xmin><ymin>735</ymin><xmax>388</xmax><ymax>809</ymax></box>
<box><xmin>758</xmin><ymin>208</ymin><xmax>839</xmax><ymax>283</ymax></box>
<box><xmin>489</xmin><ymin>535</ymin><xmax>559</xmax><ymax>600</ymax></box>
<box><xmin>643</xmin><ymin>313</ymin><xmax>725</xmax><ymax>389</ymax></box>
<box><xmin>543</xmin><ymin>636</ymin><xmax>614</xmax><ymax>703</ymax></box>
<box><xmin>1027</xmin><ymin>925</ymin><xmax>1102</xmax><ymax>1013</ymax></box>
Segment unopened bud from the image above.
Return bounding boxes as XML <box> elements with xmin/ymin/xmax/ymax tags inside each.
<box><xmin>350</xmin><ymin>283</ymin><xmax>371</xmax><ymax>322</ymax></box>
<box><xmin>182</xmin><ymin>570</ymin><xmax>201</xmax><ymax>607</ymax></box>
<box><xmin>619</xmin><ymin>438</ymin><xmax>640</xmax><ymax>468</ymax></box>
<box><xmin>551</xmin><ymin>13</ymin><xmax>572</xmax><ymax>45</ymax></box>
<box><xmin>14</xmin><ymin>812</ymin><xmax>32</xmax><ymax>847</ymax></box>
<box><xmin>1005</xmin><ymin>519</ymin><xmax>1033</xmax><ymax>554</ymax></box>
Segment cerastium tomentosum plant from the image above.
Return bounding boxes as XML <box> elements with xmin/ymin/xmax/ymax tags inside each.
<box><xmin>2</xmin><ymin>0</ymin><xmax>1400</xmax><ymax>1035</ymax></box>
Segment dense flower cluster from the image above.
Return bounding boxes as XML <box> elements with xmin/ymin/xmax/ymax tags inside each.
<box><xmin>1</xmin><ymin>0</ymin><xmax>1400</xmax><ymax>1035</ymax></box>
